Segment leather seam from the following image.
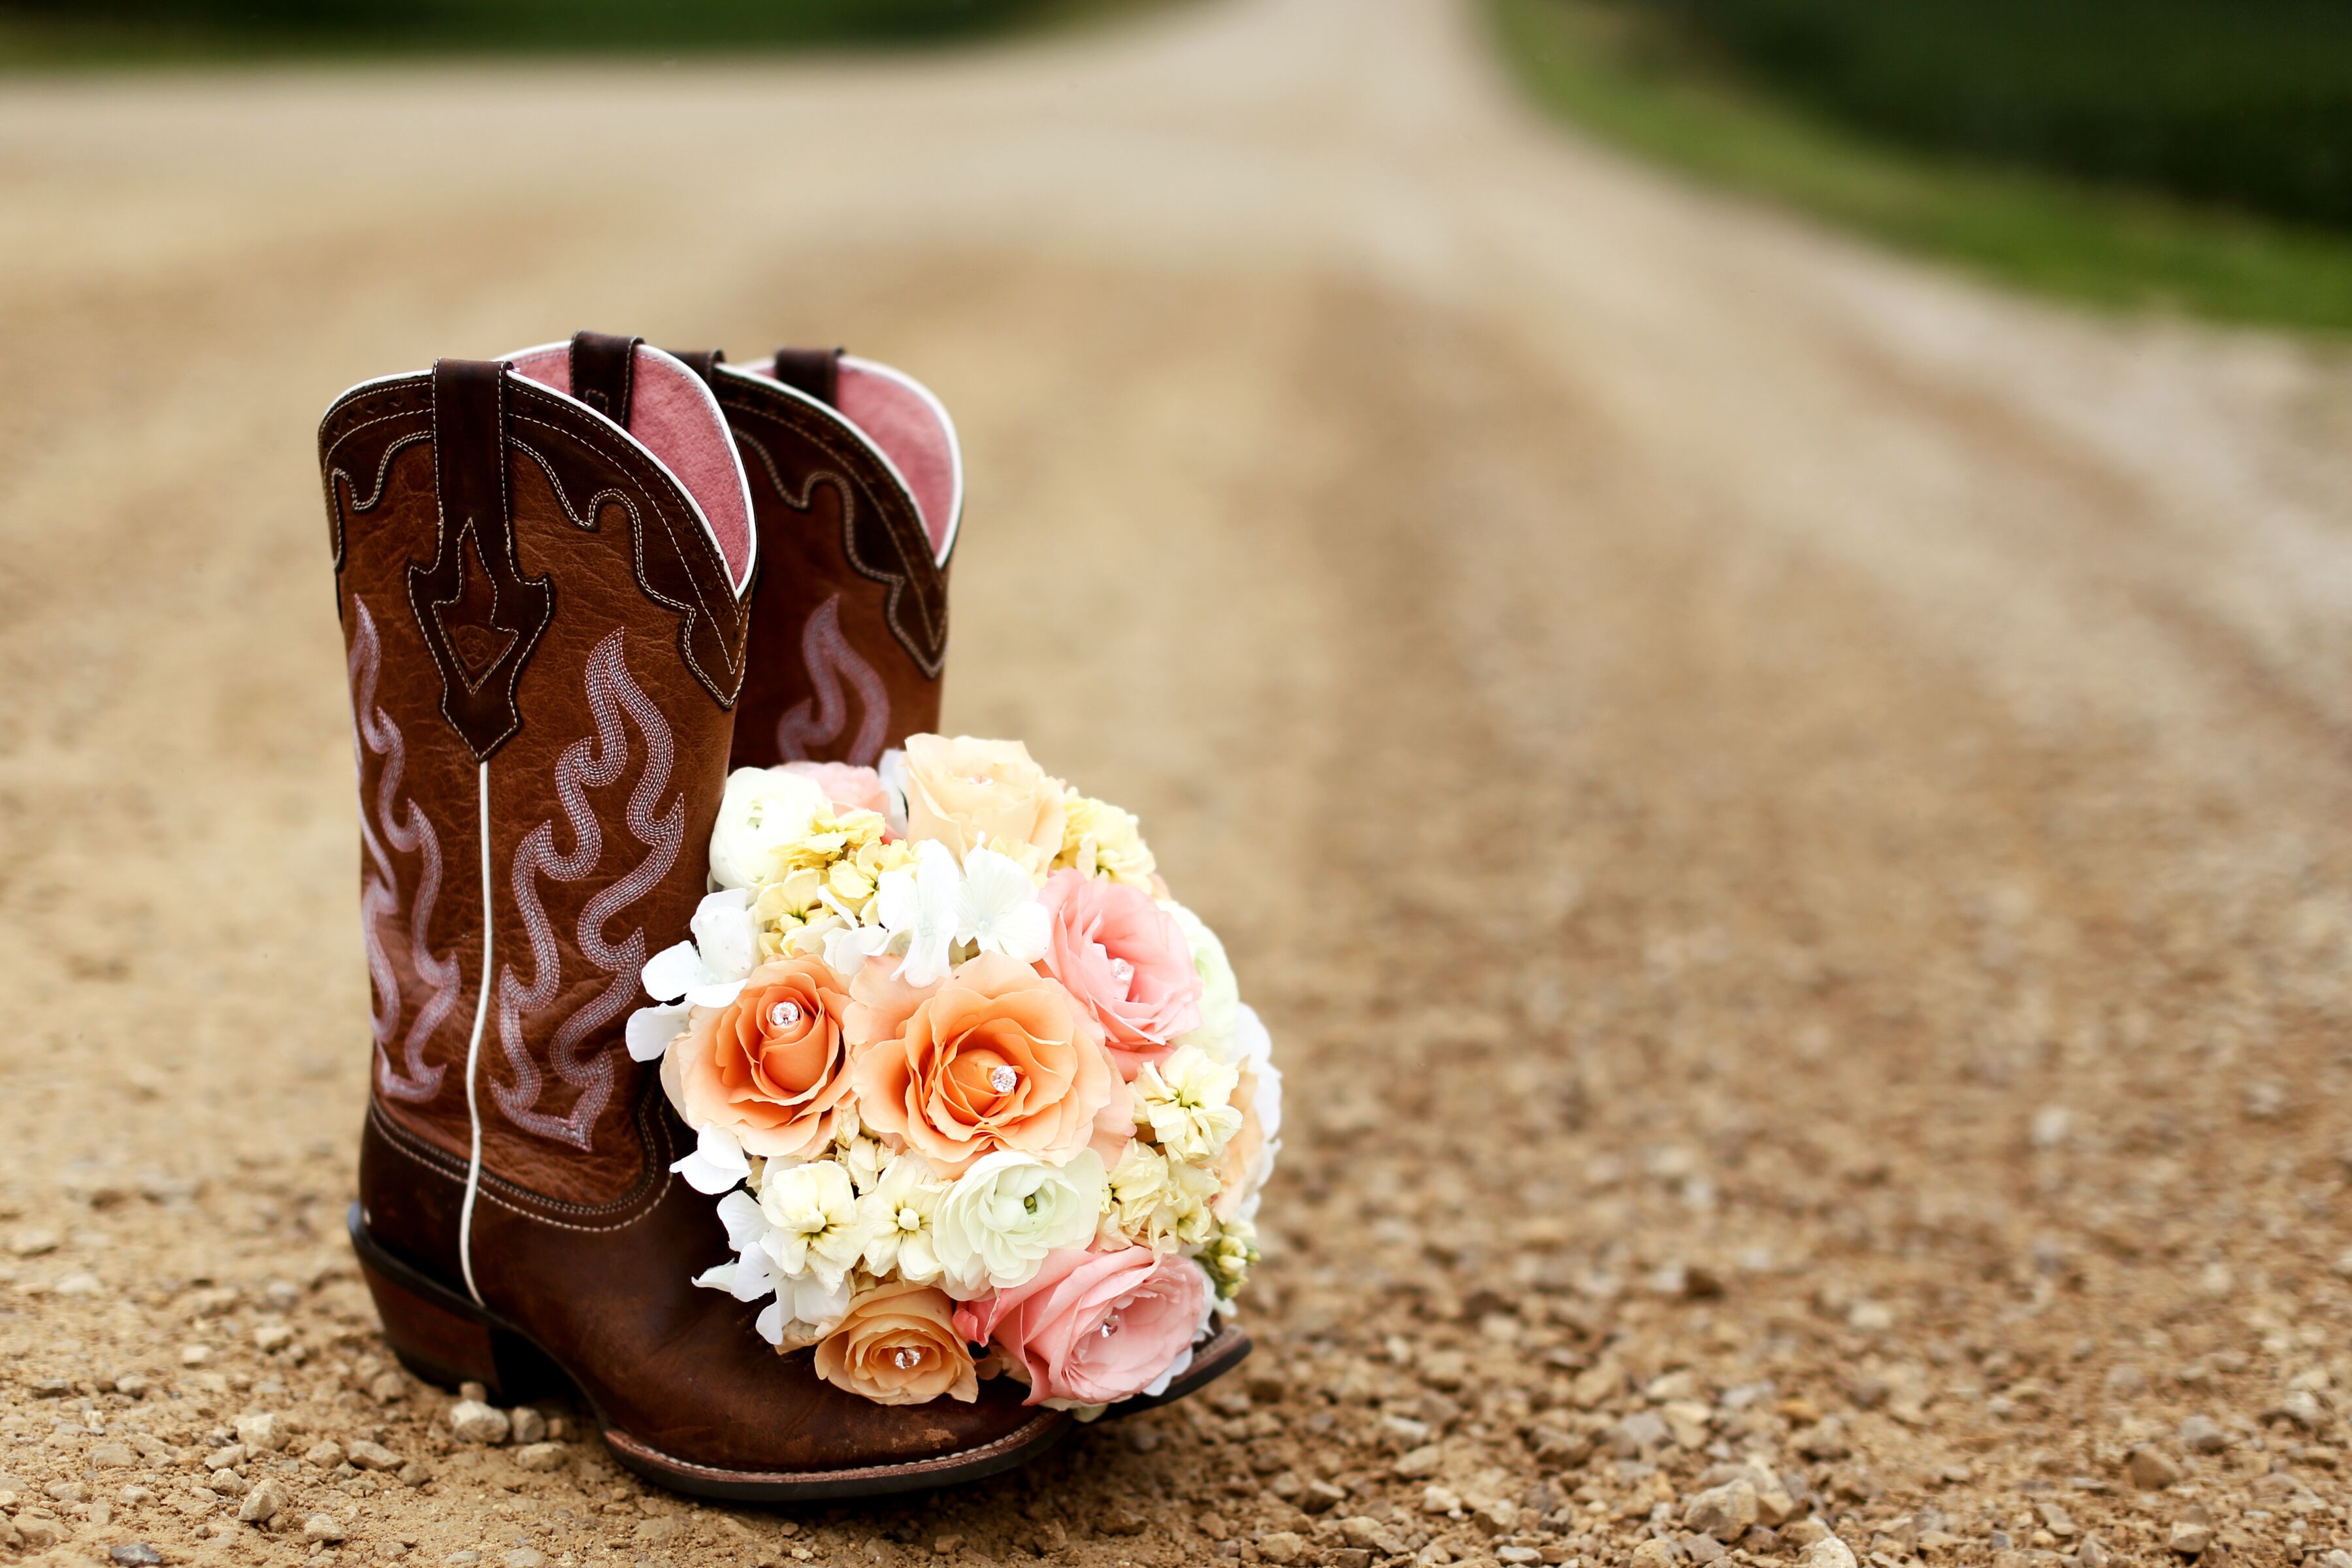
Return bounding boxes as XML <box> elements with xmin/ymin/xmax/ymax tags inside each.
<box><xmin>600</xmin><ymin>1413</ymin><xmax>1064</xmax><ymax>1485</ymax></box>
<box><xmin>368</xmin><ymin>1092</ymin><xmax>675</xmax><ymax>1230</ymax></box>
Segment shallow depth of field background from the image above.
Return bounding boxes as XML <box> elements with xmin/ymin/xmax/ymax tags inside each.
<box><xmin>3</xmin><ymin>3</ymin><xmax>2352</xmax><ymax>1568</ymax></box>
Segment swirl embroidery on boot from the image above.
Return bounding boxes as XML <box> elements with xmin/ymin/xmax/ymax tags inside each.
<box><xmin>348</xmin><ymin>598</ymin><xmax>456</xmax><ymax>1105</ymax></box>
<box><xmin>774</xmin><ymin>595</ymin><xmax>890</xmax><ymax>767</ymax></box>
<box><xmin>493</xmin><ymin>630</ymin><xmax>683</xmax><ymax>1149</ymax></box>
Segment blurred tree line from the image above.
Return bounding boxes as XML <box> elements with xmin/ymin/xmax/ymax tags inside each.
<box><xmin>0</xmin><ymin>0</ymin><xmax>1159</xmax><ymax>55</ymax></box>
<box><xmin>1613</xmin><ymin>0</ymin><xmax>2352</xmax><ymax>231</ymax></box>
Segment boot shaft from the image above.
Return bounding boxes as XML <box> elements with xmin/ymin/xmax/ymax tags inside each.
<box><xmin>677</xmin><ymin>347</ymin><xmax>960</xmax><ymax>768</ymax></box>
<box><xmin>323</xmin><ymin>344</ymin><xmax>755</xmax><ymax>1213</ymax></box>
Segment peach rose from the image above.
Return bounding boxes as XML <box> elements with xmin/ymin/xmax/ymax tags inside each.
<box><xmin>849</xmin><ymin>953</ymin><xmax>1125</xmax><ymax>1175</ymax></box>
<box><xmin>781</xmin><ymin>760</ymin><xmax>889</xmax><ymax>817</ymax></box>
<box><xmin>953</xmin><ymin>1246</ymin><xmax>1207</xmax><ymax>1407</ymax></box>
<box><xmin>812</xmin><ymin>1281</ymin><xmax>977</xmax><ymax>1405</ymax></box>
<box><xmin>661</xmin><ymin>956</ymin><xmax>853</xmax><ymax>1160</ymax></box>
<box><xmin>843</xmin><ymin>955</ymin><xmax>936</xmax><ymax>1045</ymax></box>
<box><xmin>1037</xmin><ymin>870</ymin><xmax>1203</xmax><ymax>1078</ymax></box>
<box><xmin>902</xmin><ymin>734</ymin><xmax>1066</xmax><ymax>875</ymax></box>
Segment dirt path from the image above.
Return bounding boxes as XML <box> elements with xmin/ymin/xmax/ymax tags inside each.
<box><xmin>5</xmin><ymin>1</ymin><xmax>2352</xmax><ymax>1564</ymax></box>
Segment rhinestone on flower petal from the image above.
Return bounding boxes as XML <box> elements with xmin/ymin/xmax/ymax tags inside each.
<box><xmin>1098</xmin><ymin>1316</ymin><xmax>1120</xmax><ymax>1338</ymax></box>
<box><xmin>1109</xmin><ymin>956</ymin><xmax>1136</xmax><ymax>996</ymax></box>
<box><xmin>988</xmin><ymin>1064</ymin><xmax>1019</xmax><ymax>1094</ymax></box>
<box><xmin>891</xmin><ymin>1345</ymin><xmax>926</xmax><ymax>1371</ymax></box>
<box><xmin>766</xmin><ymin>1000</ymin><xmax>804</xmax><ymax>1031</ymax></box>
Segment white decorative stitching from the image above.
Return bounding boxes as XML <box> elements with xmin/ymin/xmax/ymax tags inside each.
<box><xmin>349</xmin><ymin>598</ymin><xmax>457</xmax><ymax>1105</ymax></box>
<box><xmin>775</xmin><ymin>595</ymin><xmax>890</xmax><ymax>767</ymax></box>
<box><xmin>491</xmin><ymin>630</ymin><xmax>683</xmax><ymax>1151</ymax></box>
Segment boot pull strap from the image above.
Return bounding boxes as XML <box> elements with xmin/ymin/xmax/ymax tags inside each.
<box><xmin>412</xmin><ymin>358</ymin><xmax>555</xmax><ymax>762</ymax></box>
<box><xmin>771</xmin><ymin>346</ymin><xmax>843</xmax><ymax>407</ymax></box>
<box><xmin>569</xmin><ymin>330</ymin><xmax>644</xmax><ymax>427</ymax></box>
<box><xmin>667</xmin><ymin>348</ymin><xmax>725</xmax><ymax>387</ymax></box>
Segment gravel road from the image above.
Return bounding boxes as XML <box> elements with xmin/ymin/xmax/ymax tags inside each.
<box><xmin>5</xmin><ymin>1</ymin><xmax>2352</xmax><ymax>1565</ymax></box>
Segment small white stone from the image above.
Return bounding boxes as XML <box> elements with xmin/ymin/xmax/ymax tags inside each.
<box><xmin>235</xmin><ymin>1411</ymin><xmax>291</xmax><ymax>1452</ymax></box>
<box><xmin>447</xmin><ymin>1400</ymin><xmax>510</xmax><ymax>1445</ymax></box>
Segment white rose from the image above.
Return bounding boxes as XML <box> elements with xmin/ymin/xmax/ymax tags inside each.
<box><xmin>932</xmin><ymin>1149</ymin><xmax>1105</xmax><ymax>1297</ymax></box>
<box><xmin>710</xmin><ymin>766</ymin><xmax>831</xmax><ymax>890</ymax></box>
<box><xmin>1161</xmin><ymin>900</ymin><xmax>1239</xmax><ymax>1061</ymax></box>
<box><xmin>753</xmin><ymin>1159</ymin><xmax>865</xmax><ymax>1290</ymax></box>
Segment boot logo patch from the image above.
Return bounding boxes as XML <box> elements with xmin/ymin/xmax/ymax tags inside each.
<box><xmin>408</xmin><ymin>513</ymin><xmax>555</xmax><ymax>761</ymax></box>
<box><xmin>493</xmin><ymin>629</ymin><xmax>683</xmax><ymax>1151</ymax></box>
<box><xmin>776</xmin><ymin>595</ymin><xmax>890</xmax><ymax>768</ymax></box>
<box><xmin>349</xmin><ymin>598</ymin><xmax>459</xmax><ymax>1106</ymax></box>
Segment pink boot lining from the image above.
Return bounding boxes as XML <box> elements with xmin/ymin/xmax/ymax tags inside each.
<box><xmin>502</xmin><ymin>341</ymin><xmax>757</xmax><ymax>593</ymax></box>
<box><xmin>744</xmin><ymin>355</ymin><xmax>961</xmax><ymax>566</ymax></box>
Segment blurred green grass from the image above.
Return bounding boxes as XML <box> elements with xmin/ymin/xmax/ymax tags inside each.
<box><xmin>0</xmin><ymin>0</ymin><xmax>1175</xmax><ymax>65</ymax></box>
<box><xmin>1488</xmin><ymin>0</ymin><xmax>2352</xmax><ymax>334</ymax></box>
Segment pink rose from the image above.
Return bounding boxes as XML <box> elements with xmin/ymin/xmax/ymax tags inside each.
<box><xmin>780</xmin><ymin>761</ymin><xmax>889</xmax><ymax>817</ymax></box>
<box><xmin>953</xmin><ymin>1247</ymin><xmax>1207</xmax><ymax>1408</ymax></box>
<box><xmin>1037</xmin><ymin>871</ymin><xmax>1202</xmax><ymax>1079</ymax></box>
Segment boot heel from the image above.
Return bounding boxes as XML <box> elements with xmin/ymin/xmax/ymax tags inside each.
<box><xmin>356</xmin><ymin>1251</ymin><xmax>504</xmax><ymax>1395</ymax></box>
<box><xmin>347</xmin><ymin>1203</ymin><xmax>567</xmax><ymax>1404</ymax></box>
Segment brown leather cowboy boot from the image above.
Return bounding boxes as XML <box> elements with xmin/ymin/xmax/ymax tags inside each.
<box><xmin>664</xmin><ymin>346</ymin><xmax>958</xmax><ymax>769</ymax></box>
<box><xmin>323</xmin><ymin>333</ymin><xmax>1067</xmax><ymax>1499</ymax></box>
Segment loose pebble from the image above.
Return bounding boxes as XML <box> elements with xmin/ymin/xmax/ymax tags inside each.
<box><xmin>446</xmin><ymin>1401</ymin><xmax>510</xmax><ymax>1445</ymax></box>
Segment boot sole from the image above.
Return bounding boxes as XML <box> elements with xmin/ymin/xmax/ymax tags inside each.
<box><xmin>346</xmin><ymin>1203</ymin><xmax>1248</xmax><ymax>1499</ymax></box>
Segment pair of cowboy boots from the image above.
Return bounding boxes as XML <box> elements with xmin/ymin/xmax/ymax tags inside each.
<box><xmin>321</xmin><ymin>332</ymin><xmax>1243</xmax><ymax>1500</ymax></box>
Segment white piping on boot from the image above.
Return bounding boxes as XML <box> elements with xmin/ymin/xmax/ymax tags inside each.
<box><xmin>457</xmin><ymin>759</ymin><xmax>491</xmax><ymax>1307</ymax></box>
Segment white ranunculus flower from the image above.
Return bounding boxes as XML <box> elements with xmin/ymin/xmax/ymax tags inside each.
<box><xmin>1134</xmin><ymin>1044</ymin><xmax>1243</xmax><ymax>1164</ymax></box>
<box><xmin>932</xmin><ymin>1149</ymin><xmax>1107</xmax><ymax>1298</ymax></box>
<box><xmin>857</xmin><ymin>1156</ymin><xmax>952</xmax><ymax>1285</ymax></box>
<box><xmin>1161</xmin><ymin>900</ymin><xmax>1239</xmax><ymax>1061</ymax></box>
<box><xmin>709</xmin><ymin>766</ymin><xmax>831</xmax><ymax>890</ymax></box>
<box><xmin>753</xmin><ymin>1159</ymin><xmax>866</xmax><ymax>1290</ymax></box>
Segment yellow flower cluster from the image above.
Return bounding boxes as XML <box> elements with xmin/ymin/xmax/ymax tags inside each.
<box><xmin>1102</xmin><ymin>1141</ymin><xmax>1220</xmax><ymax>1254</ymax></box>
<box><xmin>1200</xmin><ymin>1218</ymin><xmax>1257</xmax><ymax>1301</ymax></box>
<box><xmin>1054</xmin><ymin>791</ymin><xmax>1158</xmax><ymax>887</ymax></box>
<box><xmin>752</xmin><ymin>807</ymin><xmax>915</xmax><ymax>959</ymax></box>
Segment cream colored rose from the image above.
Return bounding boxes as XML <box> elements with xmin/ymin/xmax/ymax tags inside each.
<box><xmin>811</xmin><ymin>1282</ymin><xmax>977</xmax><ymax>1405</ymax></box>
<box><xmin>710</xmin><ymin>767</ymin><xmax>832</xmax><ymax>890</ymax></box>
<box><xmin>901</xmin><ymin>734</ymin><xmax>1067</xmax><ymax>876</ymax></box>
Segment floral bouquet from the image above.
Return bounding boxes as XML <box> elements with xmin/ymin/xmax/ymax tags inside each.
<box><xmin>625</xmin><ymin>736</ymin><xmax>1279</xmax><ymax>1413</ymax></box>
